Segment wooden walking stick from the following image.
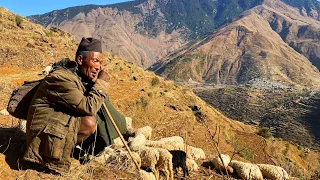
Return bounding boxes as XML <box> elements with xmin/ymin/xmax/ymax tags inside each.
<box><xmin>102</xmin><ymin>102</ymin><xmax>140</xmax><ymax>170</ymax></box>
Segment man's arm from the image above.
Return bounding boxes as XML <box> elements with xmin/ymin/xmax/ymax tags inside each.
<box><xmin>44</xmin><ymin>70</ymin><xmax>109</xmax><ymax>116</ymax></box>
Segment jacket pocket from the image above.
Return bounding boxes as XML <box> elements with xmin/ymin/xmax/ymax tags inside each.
<box><xmin>42</xmin><ymin>122</ymin><xmax>68</xmax><ymax>160</ymax></box>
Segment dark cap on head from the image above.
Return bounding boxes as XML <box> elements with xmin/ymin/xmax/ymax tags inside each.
<box><xmin>77</xmin><ymin>37</ymin><xmax>102</xmax><ymax>53</ymax></box>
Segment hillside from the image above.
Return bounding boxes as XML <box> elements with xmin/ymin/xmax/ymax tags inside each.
<box><xmin>192</xmin><ymin>85</ymin><xmax>320</xmax><ymax>149</ymax></box>
<box><xmin>151</xmin><ymin>0</ymin><xmax>320</xmax><ymax>87</ymax></box>
<box><xmin>0</xmin><ymin>7</ymin><xmax>319</xmax><ymax>179</ymax></box>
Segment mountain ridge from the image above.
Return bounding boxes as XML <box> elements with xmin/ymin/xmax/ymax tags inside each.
<box><xmin>150</xmin><ymin>0</ymin><xmax>320</xmax><ymax>87</ymax></box>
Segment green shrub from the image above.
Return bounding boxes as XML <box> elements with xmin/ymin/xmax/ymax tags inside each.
<box><xmin>15</xmin><ymin>15</ymin><xmax>23</xmax><ymax>27</ymax></box>
<box><xmin>151</xmin><ymin>77</ymin><xmax>160</xmax><ymax>86</ymax></box>
<box><xmin>283</xmin><ymin>143</ymin><xmax>290</xmax><ymax>156</ymax></box>
<box><xmin>257</xmin><ymin>127</ymin><xmax>272</xmax><ymax>138</ymax></box>
<box><xmin>44</xmin><ymin>30</ymin><xmax>53</xmax><ymax>37</ymax></box>
<box><xmin>239</xmin><ymin>148</ymin><xmax>254</xmax><ymax>161</ymax></box>
<box><xmin>299</xmin><ymin>152</ymin><xmax>308</xmax><ymax>160</ymax></box>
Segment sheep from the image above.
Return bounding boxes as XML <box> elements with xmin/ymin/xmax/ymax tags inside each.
<box><xmin>145</xmin><ymin>141</ymin><xmax>206</xmax><ymax>160</ymax></box>
<box><xmin>139</xmin><ymin>170</ymin><xmax>156</xmax><ymax>180</ymax></box>
<box><xmin>145</xmin><ymin>140</ymin><xmax>183</xmax><ymax>151</ymax></box>
<box><xmin>131</xmin><ymin>145</ymin><xmax>160</xmax><ymax>179</ymax></box>
<box><xmin>111</xmin><ymin>137</ymin><xmax>125</xmax><ymax>149</ymax></box>
<box><xmin>128</xmin><ymin>133</ymin><xmax>147</xmax><ymax>147</ymax></box>
<box><xmin>169</xmin><ymin>150</ymin><xmax>188</xmax><ymax>177</ymax></box>
<box><xmin>156</xmin><ymin>148</ymin><xmax>174</xmax><ymax>180</ymax></box>
<box><xmin>229</xmin><ymin>160</ymin><xmax>263</xmax><ymax>180</ymax></box>
<box><xmin>187</xmin><ymin>146</ymin><xmax>206</xmax><ymax>160</ymax></box>
<box><xmin>186</xmin><ymin>158</ymin><xmax>198</xmax><ymax>172</ymax></box>
<box><xmin>94</xmin><ymin>147</ymin><xmax>114</xmax><ymax>164</ymax></box>
<box><xmin>159</xmin><ymin>136</ymin><xmax>184</xmax><ymax>144</ymax></box>
<box><xmin>257</xmin><ymin>164</ymin><xmax>289</xmax><ymax>180</ymax></box>
<box><xmin>212</xmin><ymin>154</ymin><xmax>231</xmax><ymax>172</ymax></box>
<box><xmin>136</xmin><ymin>126</ymin><xmax>152</xmax><ymax>140</ymax></box>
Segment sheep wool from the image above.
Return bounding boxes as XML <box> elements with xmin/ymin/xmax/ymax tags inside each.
<box><xmin>230</xmin><ymin>161</ymin><xmax>263</xmax><ymax>180</ymax></box>
<box><xmin>212</xmin><ymin>154</ymin><xmax>231</xmax><ymax>171</ymax></box>
<box><xmin>136</xmin><ymin>126</ymin><xmax>153</xmax><ymax>140</ymax></box>
<box><xmin>186</xmin><ymin>158</ymin><xmax>199</xmax><ymax>172</ymax></box>
<box><xmin>156</xmin><ymin>148</ymin><xmax>174</xmax><ymax>180</ymax></box>
<box><xmin>128</xmin><ymin>133</ymin><xmax>147</xmax><ymax>147</ymax></box>
<box><xmin>186</xmin><ymin>146</ymin><xmax>206</xmax><ymax>160</ymax></box>
<box><xmin>145</xmin><ymin>140</ymin><xmax>184</xmax><ymax>151</ymax></box>
<box><xmin>131</xmin><ymin>145</ymin><xmax>160</xmax><ymax>179</ymax></box>
<box><xmin>145</xmin><ymin>141</ymin><xmax>206</xmax><ymax>160</ymax></box>
<box><xmin>159</xmin><ymin>136</ymin><xmax>184</xmax><ymax>144</ymax></box>
<box><xmin>257</xmin><ymin>164</ymin><xmax>289</xmax><ymax>180</ymax></box>
<box><xmin>112</xmin><ymin>137</ymin><xmax>125</xmax><ymax>149</ymax></box>
<box><xmin>93</xmin><ymin>147</ymin><xmax>114</xmax><ymax>164</ymax></box>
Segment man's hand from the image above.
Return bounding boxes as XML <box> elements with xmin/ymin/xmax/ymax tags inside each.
<box><xmin>98</xmin><ymin>69</ymin><xmax>110</xmax><ymax>82</ymax></box>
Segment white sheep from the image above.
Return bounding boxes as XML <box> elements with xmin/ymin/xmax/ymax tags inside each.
<box><xmin>131</xmin><ymin>145</ymin><xmax>160</xmax><ymax>179</ymax></box>
<box><xmin>257</xmin><ymin>164</ymin><xmax>289</xmax><ymax>180</ymax></box>
<box><xmin>155</xmin><ymin>148</ymin><xmax>174</xmax><ymax>180</ymax></box>
<box><xmin>229</xmin><ymin>160</ymin><xmax>263</xmax><ymax>180</ymax></box>
<box><xmin>94</xmin><ymin>147</ymin><xmax>115</xmax><ymax>164</ymax></box>
<box><xmin>212</xmin><ymin>154</ymin><xmax>231</xmax><ymax>172</ymax></box>
<box><xmin>145</xmin><ymin>140</ymin><xmax>183</xmax><ymax>151</ymax></box>
<box><xmin>186</xmin><ymin>146</ymin><xmax>206</xmax><ymax>160</ymax></box>
<box><xmin>136</xmin><ymin>126</ymin><xmax>152</xmax><ymax>140</ymax></box>
<box><xmin>159</xmin><ymin>136</ymin><xmax>184</xmax><ymax>144</ymax></box>
<box><xmin>111</xmin><ymin>137</ymin><xmax>125</xmax><ymax>149</ymax></box>
<box><xmin>145</xmin><ymin>141</ymin><xmax>206</xmax><ymax>160</ymax></box>
<box><xmin>0</xmin><ymin>109</ymin><xmax>9</xmax><ymax>115</ymax></box>
<box><xmin>186</xmin><ymin>158</ymin><xmax>199</xmax><ymax>172</ymax></box>
<box><xmin>139</xmin><ymin>170</ymin><xmax>156</xmax><ymax>180</ymax></box>
<box><xmin>128</xmin><ymin>133</ymin><xmax>147</xmax><ymax>147</ymax></box>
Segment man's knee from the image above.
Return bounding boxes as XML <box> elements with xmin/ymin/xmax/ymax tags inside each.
<box><xmin>80</xmin><ymin>116</ymin><xmax>96</xmax><ymax>135</ymax></box>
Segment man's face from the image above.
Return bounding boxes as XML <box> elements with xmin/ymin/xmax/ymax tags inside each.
<box><xmin>77</xmin><ymin>52</ymin><xmax>103</xmax><ymax>80</ymax></box>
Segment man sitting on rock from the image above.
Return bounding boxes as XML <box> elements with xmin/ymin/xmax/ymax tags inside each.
<box><xmin>24</xmin><ymin>37</ymin><xmax>128</xmax><ymax>174</ymax></box>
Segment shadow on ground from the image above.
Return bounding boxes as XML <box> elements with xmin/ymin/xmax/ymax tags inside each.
<box><xmin>0</xmin><ymin>126</ymin><xmax>46</xmax><ymax>172</ymax></box>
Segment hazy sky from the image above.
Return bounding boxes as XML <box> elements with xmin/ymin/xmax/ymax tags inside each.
<box><xmin>0</xmin><ymin>0</ymin><xmax>129</xmax><ymax>17</ymax></box>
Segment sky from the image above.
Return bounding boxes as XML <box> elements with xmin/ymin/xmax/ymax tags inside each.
<box><xmin>0</xmin><ymin>0</ymin><xmax>129</xmax><ymax>17</ymax></box>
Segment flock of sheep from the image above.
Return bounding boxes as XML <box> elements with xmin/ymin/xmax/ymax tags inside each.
<box><xmin>213</xmin><ymin>154</ymin><xmax>289</xmax><ymax>180</ymax></box>
<box><xmin>94</xmin><ymin>124</ymin><xmax>202</xmax><ymax>180</ymax></box>
<box><xmin>92</xmin><ymin>118</ymin><xmax>290</xmax><ymax>180</ymax></box>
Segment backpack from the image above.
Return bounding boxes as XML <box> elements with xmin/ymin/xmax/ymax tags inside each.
<box><xmin>7</xmin><ymin>79</ymin><xmax>42</xmax><ymax>120</ymax></box>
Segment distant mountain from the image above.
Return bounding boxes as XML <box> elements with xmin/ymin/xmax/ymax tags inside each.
<box><xmin>28</xmin><ymin>0</ymin><xmax>320</xmax><ymax>86</ymax></box>
<box><xmin>150</xmin><ymin>0</ymin><xmax>320</xmax><ymax>87</ymax></box>
<box><xmin>283</xmin><ymin>0</ymin><xmax>320</xmax><ymax>20</ymax></box>
<box><xmin>28</xmin><ymin>0</ymin><xmax>264</xmax><ymax>68</ymax></box>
